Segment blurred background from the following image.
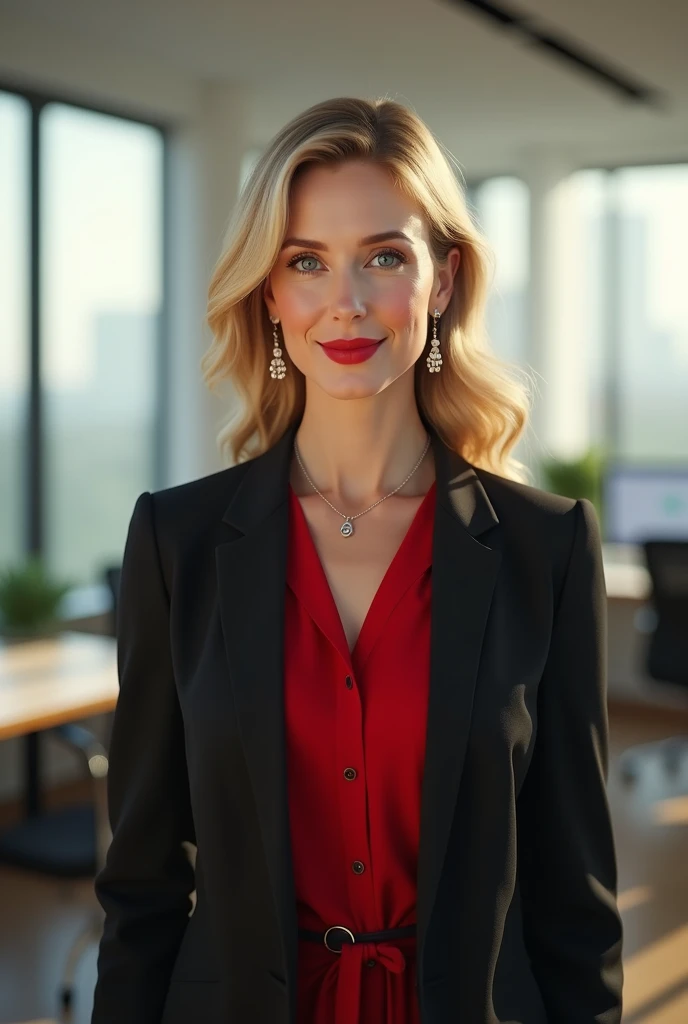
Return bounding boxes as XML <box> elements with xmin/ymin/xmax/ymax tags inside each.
<box><xmin>0</xmin><ymin>0</ymin><xmax>687</xmax><ymax>1021</ymax></box>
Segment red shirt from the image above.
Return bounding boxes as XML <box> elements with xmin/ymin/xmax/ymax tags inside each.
<box><xmin>284</xmin><ymin>479</ymin><xmax>437</xmax><ymax>1024</ymax></box>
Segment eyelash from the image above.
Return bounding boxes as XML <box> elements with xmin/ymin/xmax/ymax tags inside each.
<box><xmin>285</xmin><ymin>247</ymin><xmax>408</xmax><ymax>275</ymax></box>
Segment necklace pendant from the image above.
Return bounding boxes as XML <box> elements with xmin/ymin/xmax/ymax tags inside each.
<box><xmin>340</xmin><ymin>519</ymin><xmax>354</xmax><ymax>538</ymax></box>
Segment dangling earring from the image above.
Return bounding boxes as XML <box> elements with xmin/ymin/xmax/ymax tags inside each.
<box><xmin>269</xmin><ymin>316</ymin><xmax>286</xmax><ymax>380</ymax></box>
<box><xmin>427</xmin><ymin>308</ymin><xmax>442</xmax><ymax>373</ymax></box>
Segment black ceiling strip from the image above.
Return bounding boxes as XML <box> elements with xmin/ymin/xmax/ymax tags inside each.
<box><xmin>448</xmin><ymin>0</ymin><xmax>667</xmax><ymax>109</ymax></box>
<box><xmin>531</xmin><ymin>32</ymin><xmax>663</xmax><ymax>104</ymax></box>
<box><xmin>459</xmin><ymin>0</ymin><xmax>526</xmax><ymax>27</ymax></box>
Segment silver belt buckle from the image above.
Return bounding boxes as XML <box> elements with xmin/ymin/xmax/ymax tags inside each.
<box><xmin>324</xmin><ymin>925</ymin><xmax>355</xmax><ymax>954</ymax></box>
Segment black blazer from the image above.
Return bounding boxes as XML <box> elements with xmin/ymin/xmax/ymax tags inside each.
<box><xmin>92</xmin><ymin>419</ymin><xmax>624</xmax><ymax>1024</ymax></box>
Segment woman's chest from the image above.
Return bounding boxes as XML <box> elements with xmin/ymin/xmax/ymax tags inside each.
<box><xmin>294</xmin><ymin>493</ymin><xmax>428</xmax><ymax>654</ymax></box>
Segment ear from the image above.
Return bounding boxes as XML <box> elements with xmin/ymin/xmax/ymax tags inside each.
<box><xmin>431</xmin><ymin>246</ymin><xmax>461</xmax><ymax>313</ymax></box>
<box><xmin>262</xmin><ymin>277</ymin><xmax>277</xmax><ymax>320</ymax></box>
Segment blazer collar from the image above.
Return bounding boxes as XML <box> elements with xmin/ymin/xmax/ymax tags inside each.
<box><xmin>221</xmin><ymin>417</ymin><xmax>499</xmax><ymax>538</ymax></box>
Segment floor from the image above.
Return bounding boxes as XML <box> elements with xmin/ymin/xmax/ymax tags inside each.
<box><xmin>0</xmin><ymin>702</ymin><xmax>687</xmax><ymax>1024</ymax></box>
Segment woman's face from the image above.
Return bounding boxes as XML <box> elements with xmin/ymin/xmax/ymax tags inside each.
<box><xmin>263</xmin><ymin>159</ymin><xmax>460</xmax><ymax>401</ymax></box>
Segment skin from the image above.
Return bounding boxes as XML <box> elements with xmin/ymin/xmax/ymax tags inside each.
<box><xmin>263</xmin><ymin>158</ymin><xmax>461</xmax><ymax>509</ymax></box>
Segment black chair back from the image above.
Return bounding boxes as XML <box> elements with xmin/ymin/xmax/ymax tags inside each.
<box><xmin>642</xmin><ymin>540</ymin><xmax>688</xmax><ymax>688</ymax></box>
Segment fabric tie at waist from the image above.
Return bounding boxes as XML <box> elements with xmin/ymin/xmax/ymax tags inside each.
<box><xmin>298</xmin><ymin>924</ymin><xmax>417</xmax><ymax>1024</ymax></box>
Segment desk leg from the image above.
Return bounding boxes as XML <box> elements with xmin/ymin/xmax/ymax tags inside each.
<box><xmin>25</xmin><ymin>731</ymin><xmax>41</xmax><ymax>816</ymax></box>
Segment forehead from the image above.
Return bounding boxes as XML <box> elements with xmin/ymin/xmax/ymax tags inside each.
<box><xmin>287</xmin><ymin>160</ymin><xmax>427</xmax><ymax>241</ymax></box>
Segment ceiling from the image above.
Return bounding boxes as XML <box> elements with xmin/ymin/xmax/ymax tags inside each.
<box><xmin>1</xmin><ymin>0</ymin><xmax>686</xmax><ymax>175</ymax></box>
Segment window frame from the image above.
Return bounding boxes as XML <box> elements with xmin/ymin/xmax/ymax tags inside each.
<box><xmin>0</xmin><ymin>78</ymin><xmax>170</xmax><ymax>561</ymax></box>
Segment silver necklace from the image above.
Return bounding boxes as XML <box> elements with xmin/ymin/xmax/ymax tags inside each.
<box><xmin>293</xmin><ymin>433</ymin><xmax>431</xmax><ymax>538</ymax></box>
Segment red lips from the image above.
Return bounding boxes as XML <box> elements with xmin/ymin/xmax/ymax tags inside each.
<box><xmin>319</xmin><ymin>338</ymin><xmax>385</xmax><ymax>365</ymax></box>
<box><xmin>319</xmin><ymin>337</ymin><xmax>384</xmax><ymax>351</ymax></box>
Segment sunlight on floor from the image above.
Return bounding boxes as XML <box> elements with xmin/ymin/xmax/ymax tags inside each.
<box><xmin>618</xmin><ymin>886</ymin><xmax>653</xmax><ymax>913</ymax></box>
<box><xmin>623</xmin><ymin>920</ymin><xmax>688</xmax><ymax>1021</ymax></box>
<box><xmin>653</xmin><ymin>797</ymin><xmax>688</xmax><ymax>826</ymax></box>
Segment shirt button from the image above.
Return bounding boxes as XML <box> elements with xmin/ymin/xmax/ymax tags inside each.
<box><xmin>345</xmin><ymin>675</ymin><xmax>353</xmax><ymax>689</ymax></box>
<box><xmin>366</xmin><ymin>959</ymin><xmax>376</xmax><ymax>968</ymax></box>
<box><xmin>343</xmin><ymin>768</ymin><xmax>357</xmax><ymax>780</ymax></box>
<box><xmin>352</xmin><ymin>860</ymin><xmax>365</xmax><ymax>874</ymax></box>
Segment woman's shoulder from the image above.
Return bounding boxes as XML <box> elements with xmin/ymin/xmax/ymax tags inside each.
<box><xmin>140</xmin><ymin>460</ymin><xmax>252</xmax><ymax>561</ymax></box>
<box><xmin>473</xmin><ymin>465</ymin><xmax>601</xmax><ymax>573</ymax></box>
<box><xmin>152</xmin><ymin>460</ymin><xmax>249</xmax><ymax>517</ymax></box>
<box><xmin>475</xmin><ymin>465</ymin><xmax>579</xmax><ymax>521</ymax></box>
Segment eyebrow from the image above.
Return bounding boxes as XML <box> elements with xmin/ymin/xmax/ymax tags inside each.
<box><xmin>279</xmin><ymin>230</ymin><xmax>414</xmax><ymax>252</ymax></box>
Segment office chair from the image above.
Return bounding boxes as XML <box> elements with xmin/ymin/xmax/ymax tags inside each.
<box><xmin>55</xmin><ymin>565</ymin><xmax>120</xmax><ymax>1020</ymax></box>
<box><xmin>54</xmin><ymin>725</ymin><xmax>110</xmax><ymax>1022</ymax></box>
<box><xmin>0</xmin><ymin>723</ymin><xmax>110</xmax><ymax>1024</ymax></box>
<box><xmin>31</xmin><ymin>564</ymin><xmax>117</xmax><ymax>1020</ymax></box>
<box><xmin>619</xmin><ymin>540</ymin><xmax>688</xmax><ymax>783</ymax></box>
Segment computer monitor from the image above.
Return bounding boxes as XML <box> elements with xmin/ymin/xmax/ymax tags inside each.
<box><xmin>603</xmin><ymin>465</ymin><xmax>688</xmax><ymax>544</ymax></box>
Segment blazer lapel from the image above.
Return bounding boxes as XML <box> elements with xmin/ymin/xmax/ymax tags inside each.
<box><xmin>215</xmin><ymin>424</ymin><xmax>299</xmax><ymax>988</ymax></box>
<box><xmin>215</xmin><ymin>419</ymin><xmax>502</xmax><ymax>990</ymax></box>
<box><xmin>415</xmin><ymin>433</ymin><xmax>502</xmax><ymax>977</ymax></box>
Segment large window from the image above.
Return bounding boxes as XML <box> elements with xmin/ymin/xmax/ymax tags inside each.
<box><xmin>41</xmin><ymin>103</ymin><xmax>164</xmax><ymax>583</ymax></box>
<box><xmin>0</xmin><ymin>93</ymin><xmax>30</xmax><ymax>567</ymax></box>
<box><xmin>469</xmin><ymin>166</ymin><xmax>688</xmax><ymax>468</ymax></box>
<box><xmin>572</xmin><ymin>163</ymin><xmax>688</xmax><ymax>463</ymax></box>
<box><xmin>467</xmin><ymin>176</ymin><xmax>530</xmax><ymax>369</ymax></box>
<box><xmin>0</xmin><ymin>87</ymin><xmax>165</xmax><ymax>586</ymax></box>
<box><xmin>614</xmin><ymin>165</ymin><xmax>688</xmax><ymax>460</ymax></box>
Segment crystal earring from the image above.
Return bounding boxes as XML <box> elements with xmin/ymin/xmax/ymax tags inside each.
<box><xmin>269</xmin><ymin>316</ymin><xmax>286</xmax><ymax>380</ymax></box>
<box><xmin>427</xmin><ymin>308</ymin><xmax>442</xmax><ymax>373</ymax></box>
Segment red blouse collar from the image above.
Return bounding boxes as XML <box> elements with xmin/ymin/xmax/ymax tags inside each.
<box><xmin>286</xmin><ymin>480</ymin><xmax>436</xmax><ymax>673</ymax></box>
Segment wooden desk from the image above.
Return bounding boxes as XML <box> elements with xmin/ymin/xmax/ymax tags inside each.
<box><xmin>0</xmin><ymin>631</ymin><xmax>118</xmax><ymax>876</ymax></box>
<box><xmin>0</xmin><ymin>631</ymin><xmax>118</xmax><ymax>742</ymax></box>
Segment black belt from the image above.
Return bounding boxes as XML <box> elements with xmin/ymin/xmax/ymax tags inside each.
<box><xmin>298</xmin><ymin>923</ymin><xmax>417</xmax><ymax>954</ymax></box>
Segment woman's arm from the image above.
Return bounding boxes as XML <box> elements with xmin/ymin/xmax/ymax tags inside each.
<box><xmin>92</xmin><ymin>491</ymin><xmax>195</xmax><ymax>1024</ymax></box>
<box><xmin>517</xmin><ymin>498</ymin><xmax>624</xmax><ymax>1022</ymax></box>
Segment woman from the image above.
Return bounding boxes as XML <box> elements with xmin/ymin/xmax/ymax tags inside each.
<box><xmin>92</xmin><ymin>97</ymin><xmax>623</xmax><ymax>1024</ymax></box>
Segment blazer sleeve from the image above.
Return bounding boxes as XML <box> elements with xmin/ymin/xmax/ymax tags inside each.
<box><xmin>92</xmin><ymin>491</ymin><xmax>195</xmax><ymax>1024</ymax></box>
<box><xmin>516</xmin><ymin>498</ymin><xmax>624</xmax><ymax>1022</ymax></box>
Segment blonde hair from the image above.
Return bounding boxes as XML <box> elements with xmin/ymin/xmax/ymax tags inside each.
<box><xmin>202</xmin><ymin>96</ymin><xmax>534</xmax><ymax>483</ymax></box>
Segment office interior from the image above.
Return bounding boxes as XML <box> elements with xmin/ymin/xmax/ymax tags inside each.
<box><xmin>0</xmin><ymin>0</ymin><xmax>687</xmax><ymax>1021</ymax></box>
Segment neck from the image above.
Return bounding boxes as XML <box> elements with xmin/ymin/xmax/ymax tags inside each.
<box><xmin>291</xmin><ymin>380</ymin><xmax>435</xmax><ymax>506</ymax></box>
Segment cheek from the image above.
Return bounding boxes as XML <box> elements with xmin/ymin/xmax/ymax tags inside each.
<box><xmin>273</xmin><ymin>285</ymin><xmax>317</xmax><ymax>323</ymax></box>
<box><xmin>379</xmin><ymin>281</ymin><xmax>423</xmax><ymax>327</ymax></box>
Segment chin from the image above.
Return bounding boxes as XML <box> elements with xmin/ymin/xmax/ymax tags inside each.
<box><xmin>316</xmin><ymin>373</ymin><xmax>386</xmax><ymax>401</ymax></box>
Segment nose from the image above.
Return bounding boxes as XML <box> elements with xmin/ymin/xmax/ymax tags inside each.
<box><xmin>327</xmin><ymin>267</ymin><xmax>368</xmax><ymax>320</ymax></box>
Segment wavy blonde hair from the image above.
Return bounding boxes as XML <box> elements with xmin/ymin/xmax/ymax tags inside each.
<box><xmin>203</xmin><ymin>96</ymin><xmax>534</xmax><ymax>483</ymax></box>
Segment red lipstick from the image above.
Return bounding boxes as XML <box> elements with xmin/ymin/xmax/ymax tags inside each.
<box><xmin>319</xmin><ymin>337</ymin><xmax>385</xmax><ymax>364</ymax></box>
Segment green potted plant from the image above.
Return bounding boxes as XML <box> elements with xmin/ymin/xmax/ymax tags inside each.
<box><xmin>0</xmin><ymin>556</ymin><xmax>73</xmax><ymax>643</ymax></box>
<box><xmin>540</xmin><ymin>446</ymin><xmax>606</xmax><ymax>524</ymax></box>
